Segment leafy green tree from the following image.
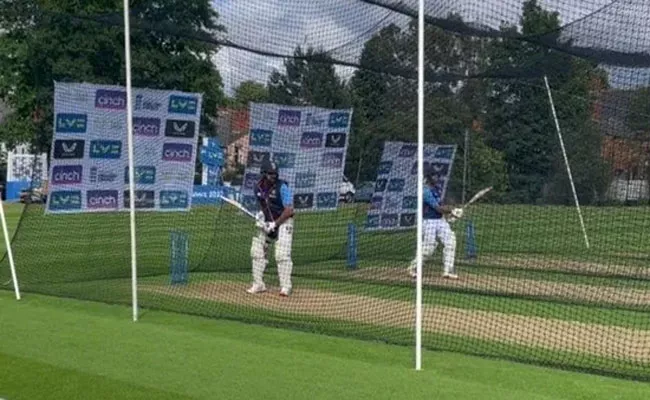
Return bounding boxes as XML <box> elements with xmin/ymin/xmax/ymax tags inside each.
<box><xmin>229</xmin><ymin>80</ymin><xmax>268</xmax><ymax>108</ymax></box>
<box><xmin>484</xmin><ymin>0</ymin><xmax>608</xmax><ymax>204</ymax></box>
<box><xmin>267</xmin><ymin>46</ymin><xmax>349</xmax><ymax>109</ymax></box>
<box><xmin>0</xmin><ymin>0</ymin><xmax>225</xmax><ymax>151</ymax></box>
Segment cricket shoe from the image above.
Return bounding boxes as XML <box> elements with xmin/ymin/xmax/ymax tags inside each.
<box><xmin>442</xmin><ymin>272</ymin><xmax>458</xmax><ymax>280</ymax></box>
<box><xmin>279</xmin><ymin>287</ymin><xmax>292</xmax><ymax>297</ymax></box>
<box><xmin>246</xmin><ymin>283</ymin><xmax>267</xmax><ymax>294</ymax></box>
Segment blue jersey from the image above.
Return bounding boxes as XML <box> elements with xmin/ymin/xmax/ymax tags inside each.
<box><xmin>256</xmin><ymin>179</ymin><xmax>293</xmax><ymax>222</ymax></box>
<box><xmin>423</xmin><ymin>186</ymin><xmax>442</xmax><ymax>220</ymax></box>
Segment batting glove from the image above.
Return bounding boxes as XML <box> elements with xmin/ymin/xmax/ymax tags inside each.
<box><xmin>264</xmin><ymin>221</ymin><xmax>277</xmax><ymax>234</ymax></box>
<box><xmin>255</xmin><ymin>212</ymin><xmax>266</xmax><ymax>230</ymax></box>
<box><xmin>451</xmin><ymin>208</ymin><xmax>464</xmax><ymax>219</ymax></box>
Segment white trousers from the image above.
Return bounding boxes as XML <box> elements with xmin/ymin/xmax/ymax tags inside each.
<box><xmin>250</xmin><ymin>219</ymin><xmax>294</xmax><ymax>290</ymax></box>
<box><xmin>409</xmin><ymin>218</ymin><xmax>457</xmax><ymax>274</ymax></box>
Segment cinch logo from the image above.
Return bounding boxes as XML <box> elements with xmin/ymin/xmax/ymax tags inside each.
<box><xmin>399</xmin><ymin>144</ymin><xmax>417</xmax><ymax>158</ymax></box>
<box><xmin>295</xmin><ymin>172</ymin><xmax>316</xmax><ymax>189</ymax></box>
<box><xmin>325</xmin><ymin>133</ymin><xmax>346</xmax><ymax>148</ymax></box>
<box><xmin>370</xmin><ymin>196</ymin><xmax>383</xmax><ymax>210</ymax></box>
<box><xmin>53</xmin><ymin>139</ymin><xmax>84</xmax><ymax>159</ymax></box>
<box><xmin>316</xmin><ymin>192</ymin><xmax>338</xmax><ymax>208</ymax></box>
<box><xmin>328</xmin><ymin>112</ymin><xmax>350</xmax><ymax>128</ymax></box>
<box><xmin>124</xmin><ymin>190</ymin><xmax>155</xmax><ymax>209</ymax></box>
<box><xmin>87</xmin><ymin>190</ymin><xmax>119</xmax><ymax>210</ymax></box>
<box><xmin>49</xmin><ymin>191</ymin><xmax>82</xmax><ymax>211</ymax></box>
<box><xmin>293</xmin><ymin>193</ymin><xmax>314</xmax><ymax>209</ymax></box>
<box><xmin>52</xmin><ymin>165</ymin><xmax>82</xmax><ymax>185</ymax></box>
<box><xmin>300</xmin><ymin>132</ymin><xmax>323</xmax><ymax>148</ymax></box>
<box><xmin>162</xmin><ymin>143</ymin><xmax>193</xmax><ymax>162</ymax></box>
<box><xmin>366</xmin><ymin>214</ymin><xmax>380</xmax><ymax>229</ymax></box>
<box><xmin>435</xmin><ymin>146</ymin><xmax>454</xmax><ymax>159</ymax></box>
<box><xmin>95</xmin><ymin>89</ymin><xmax>126</xmax><ymax>109</ymax></box>
<box><xmin>375</xmin><ymin>179</ymin><xmax>387</xmax><ymax>192</ymax></box>
<box><xmin>400</xmin><ymin>213</ymin><xmax>416</xmax><ymax>227</ymax></box>
<box><xmin>377</xmin><ymin>161</ymin><xmax>392</xmax><ymax>175</ymax></box>
<box><xmin>278</xmin><ymin>110</ymin><xmax>301</xmax><ymax>126</ymax></box>
<box><xmin>272</xmin><ymin>152</ymin><xmax>296</xmax><ymax>169</ymax></box>
<box><xmin>168</xmin><ymin>95</ymin><xmax>198</xmax><ymax>114</ymax></box>
<box><xmin>90</xmin><ymin>140</ymin><xmax>122</xmax><ymax>159</ymax></box>
<box><xmin>133</xmin><ymin>117</ymin><xmax>161</xmax><ymax>137</ymax></box>
<box><xmin>160</xmin><ymin>190</ymin><xmax>189</xmax><ymax>209</ymax></box>
<box><xmin>55</xmin><ymin>113</ymin><xmax>87</xmax><ymax>133</ymax></box>
<box><xmin>321</xmin><ymin>152</ymin><xmax>343</xmax><ymax>168</ymax></box>
<box><xmin>242</xmin><ymin>195</ymin><xmax>259</xmax><ymax>212</ymax></box>
<box><xmin>247</xmin><ymin>151</ymin><xmax>270</xmax><ymax>168</ymax></box>
<box><xmin>135</xmin><ymin>94</ymin><xmax>162</xmax><ymax>111</ymax></box>
<box><xmin>124</xmin><ymin>166</ymin><xmax>156</xmax><ymax>184</ymax></box>
<box><xmin>243</xmin><ymin>172</ymin><xmax>261</xmax><ymax>190</ymax></box>
<box><xmin>90</xmin><ymin>167</ymin><xmax>118</xmax><ymax>184</ymax></box>
<box><xmin>403</xmin><ymin>196</ymin><xmax>417</xmax><ymax>209</ymax></box>
<box><xmin>164</xmin><ymin>119</ymin><xmax>196</xmax><ymax>138</ymax></box>
<box><xmin>387</xmin><ymin>178</ymin><xmax>405</xmax><ymax>192</ymax></box>
<box><xmin>305</xmin><ymin>113</ymin><xmax>325</xmax><ymax>126</ymax></box>
<box><xmin>381</xmin><ymin>213</ymin><xmax>399</xmax><ymax>228</ymax></box>
<box><xmin>250</xmin><ymin>129</ymin><xmax>273</xmax><ymax>146</ymax></box>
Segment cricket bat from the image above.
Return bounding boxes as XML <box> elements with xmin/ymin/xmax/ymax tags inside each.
<box><xmin>463</xmin><ymin>186</ymin><xmax>492</xmax><ymax>209</ymax></box>
<box><xmin>219</xmin><ymin>195</ymin><xmax>257</xmax><ymax>220</ymax></box>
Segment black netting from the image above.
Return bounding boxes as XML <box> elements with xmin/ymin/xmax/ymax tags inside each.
<box><xmin>1</xmin><ymin>0</ymin><xmax>650</xmax><ymax>380</ymax></box>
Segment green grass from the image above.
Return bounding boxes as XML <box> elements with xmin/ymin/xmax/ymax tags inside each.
<box><xmin>3</xmin><ymin>202</ymin><xmax>650</xmax><ymax>381</ymax></box>
<box><xmin>2</xmin><ymin>291</ymin><xmax>650</xmax><ymax>400</ymax></box>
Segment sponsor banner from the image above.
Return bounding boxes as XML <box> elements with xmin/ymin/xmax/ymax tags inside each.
<box><xmin>242</xmin><ymin>103</ymin><xmax>353</xmax><ymax>212</ymax></box>
<box><xmin>46</xmin><ymin>81</ymin><xmax>202</xmax><ymax>214</ymax></box>
<box><xmin>365</xmin><ymin>141</ymin><xmax>456</xmax><ymax>231</ymax></box>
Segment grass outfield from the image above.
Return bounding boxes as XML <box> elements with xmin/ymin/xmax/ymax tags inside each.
<box><xmin>2</xmin><ymin>201</ymin><xmax>650</xmax><ymax>381</ymax></box>
<box><xmin>2</xmin><ymin>291</ymin><xmax>650</xmax><ymax>400</ymax></box>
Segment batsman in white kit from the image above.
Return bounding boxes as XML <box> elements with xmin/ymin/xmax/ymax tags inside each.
<box><xmin>408</xmin><ymin>167</ymin><xmax>463</xmax><ymax>279</ymax></box>
<box><xmin>247</xmin><ymin>159</ymin><xmax>295</xmax><ymax>297</ymax></box>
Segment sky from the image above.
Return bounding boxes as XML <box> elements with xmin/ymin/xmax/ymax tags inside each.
<box><xmin>211</xmin><ymin>0</ymin><xmax>650</xmax><ymax>95</ymax></box>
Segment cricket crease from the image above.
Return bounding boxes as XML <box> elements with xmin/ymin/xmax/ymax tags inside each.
<box><xmin>142</xmin><ymin>281</ymin><xmax>650</xmax><ymax>363</ymax></box>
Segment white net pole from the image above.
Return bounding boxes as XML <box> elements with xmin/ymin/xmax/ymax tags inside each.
<box><xmin>0</xmin><ymin>198</ymin><xmax>20</xmax><ymax>300</ymax></box>
<box><xmin>415</xmin><ymin>0</ymin><xmax>425</xmax><ymax>371</ymax></box>
<box><xmin>544</xmin><ymin>75</ymin><xmax>590</xmax><ymax>249</ymax></box>
<box><xmin>123</xmin><ymin>0</ymin><xmax>139</xmax><ymax>321</ymax></box>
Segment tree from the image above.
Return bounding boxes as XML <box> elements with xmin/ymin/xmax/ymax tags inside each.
<box><xmin>0</xmin><ymin>0</ymin><xmax>225</xmax><ymax>151</ymax></box>
<box><xmin>484</xmin><ymin>0</ymin><xmax>608</xmax><ymax>204</ymax></box>
<box><xmin>229</xmin><ymin>80</ymin><xmax>268</xmax><ymax>108</ymax></box>
<box><xmin>267</xmin><ymin>46</ymin><xmax>350</xmax><ymax>109</ymax></box>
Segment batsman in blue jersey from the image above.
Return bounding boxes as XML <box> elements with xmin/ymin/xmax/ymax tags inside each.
<box><xmin>247</xmin><ymin>159</ymin><xmax>295</xmax><ymax>297</ymax></box>
<box><xmin>408</xmin><ymin>167</ymin><xmax>463</xmax><ymax>279</ymax></box>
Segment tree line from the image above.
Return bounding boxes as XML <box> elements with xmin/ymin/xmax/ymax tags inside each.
<box><xmin>0</xmin><ymin>0</ymin><xmax>644</xmax><ymax>204</ymax></box>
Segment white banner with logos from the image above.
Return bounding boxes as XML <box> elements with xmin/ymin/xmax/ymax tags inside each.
<box><xmin>240</xmin><ymin>103</ymin><xmax>353</xmax><ymax>213</ymax></box>
<box><xmin>45</xmin><ymin>81</ymin><xmax>202</xmax><ymax>214</ymax></box>
<box><xmin>7</xmin><ymin>149</ymin><xmax>48</xmax><ymax>183</ymax></box>
<box><xmin>365</xmin><ymin>141</ymin><xmax>457</xmax><ymax>231</ymax></box>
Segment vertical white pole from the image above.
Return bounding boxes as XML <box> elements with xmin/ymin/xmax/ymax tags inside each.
<box><xmin>0</xmin><ymin>198</ymin><xmax>20</xmax><ymax>300</ymax></box>
<box><xmin>123</xmin><ymin>0</ymin><xmax>139</xmax><ymax>321</ymax></box>
<box><xmin>415</xmin><ymin>0</ymin><xmax>425</xmax><ymax>371</ymax></box>
<box><xmin>544</xmin><ymin>76</ymin><xmax>590</xmax><ymax>249</ymax></box>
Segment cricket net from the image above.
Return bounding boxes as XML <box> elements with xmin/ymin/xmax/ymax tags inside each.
<box><xmin>2</xmin><ymin>0</ymin><xmax>650</xmax><ymax>380</ymax></box>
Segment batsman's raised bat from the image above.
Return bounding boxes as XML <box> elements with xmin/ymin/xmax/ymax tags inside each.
<box><xmin>219</xmin><ymin>195</ymin><xmax>257</xmax><ymax>220</ymax></box>
<box><xmin>464</xmin><ymin>186</ymin><xmax>492</xmax><ymax>208</ymax></box>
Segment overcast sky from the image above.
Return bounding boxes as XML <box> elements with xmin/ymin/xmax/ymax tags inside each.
<box><xmin>211</xmin><ymin>0</ymin><xmax>650</xmax><ymax>95</ymax></box>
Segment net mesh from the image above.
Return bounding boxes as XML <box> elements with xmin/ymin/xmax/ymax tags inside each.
<box><xmin>2</xmin><ymin>0</ymin><xmax>650</xmax><ymax>380</ymax></box>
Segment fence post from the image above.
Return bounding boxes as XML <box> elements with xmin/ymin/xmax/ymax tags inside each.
<box><xmin>170</xmin><ymin>230</ymin><xmax>189</xmax><ymax>284</ymax></box>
